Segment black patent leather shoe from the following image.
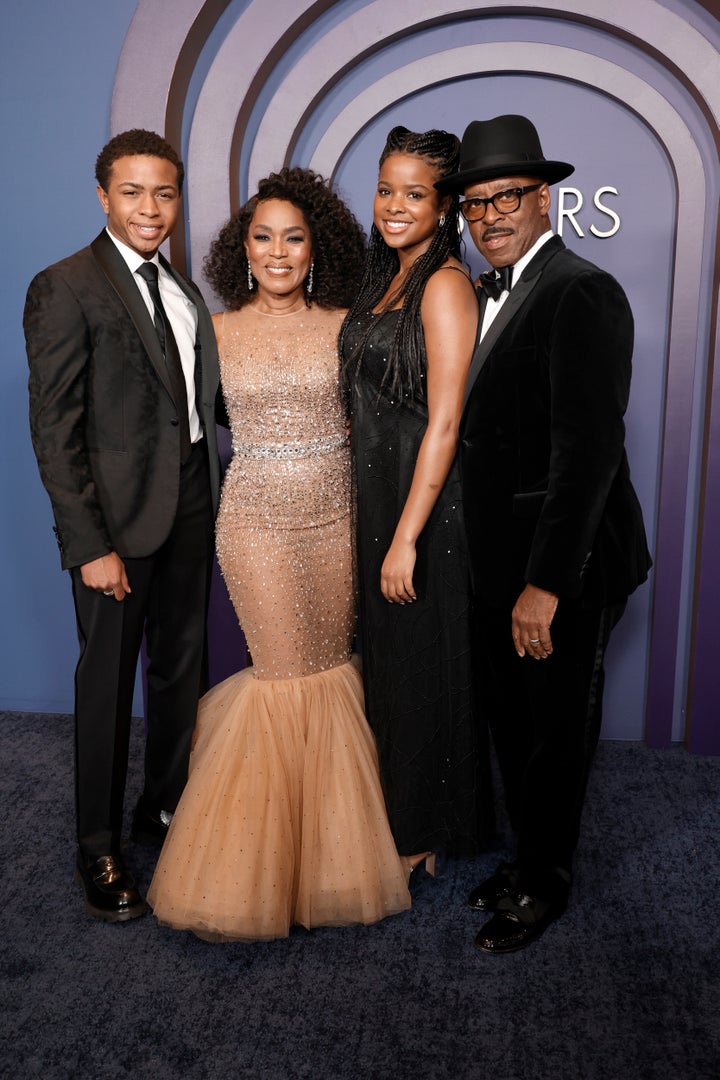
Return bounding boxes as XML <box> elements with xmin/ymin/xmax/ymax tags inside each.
<box><xmin>130</xmin><ymin>803</ymin><xmax>173</xmax><ymax>847</ymax></box>
<box><xmin>74</xmin><ymin>852</ymin><xmax>147</xmax><ymax>922</ymax></box>
<box><xmin>467</xmin><ymin>862</ymin><xmax>518</xmax><ymax>911</ymax></box>
<box><xmin>474</xmin><ymin>890</ymin><xmax>566</xmax><ymax>953</ymax></box>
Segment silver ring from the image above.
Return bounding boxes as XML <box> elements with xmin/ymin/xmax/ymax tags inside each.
<box><xmin>529</xmin><ymin>638</ymin><xmax>540</xmax><ymax>644</ymax></box>
<box><xmin>103</xmin><ymin>590</ymin><xmax>114</xmax><ymax>596</ymax></box>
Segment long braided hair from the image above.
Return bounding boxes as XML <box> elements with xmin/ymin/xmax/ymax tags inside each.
<box><xmin>339</xmin><ymin>126</ymin><xmax>462</xmax><ymax>402</ymax></box>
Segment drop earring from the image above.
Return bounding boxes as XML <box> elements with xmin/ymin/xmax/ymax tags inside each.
<box><xmin>439</xmin><ymin>214</ymin><xmax>446</xmax><ymax>227</ymax></box>
<box><xmin>306</xmin><ymin>262</ymin><xmax>314</xmax><ymax>295</ymax></box>
<box><xmin>247</xmin><ymin>260</ymin><xmax>254</xmax><ymax>291</ymax></box>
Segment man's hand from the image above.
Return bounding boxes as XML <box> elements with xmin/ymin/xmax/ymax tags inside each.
<box><xmin>80</xmin><ymin>552</ymin><xmax>131</xmax><ymax>601</ymax></box>
<box><xmin>511</xmin><ymin>583</ymin><xmax>558</xmax><ymax>659</ymax></box>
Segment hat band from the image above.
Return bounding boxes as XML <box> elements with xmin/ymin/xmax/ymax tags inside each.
<box><xmin>459</xmin><ymin>151</ymin><xmax>546</xmax><ymax>170</ymax></box>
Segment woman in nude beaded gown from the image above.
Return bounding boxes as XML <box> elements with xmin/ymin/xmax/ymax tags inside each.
<box><xmin>147</xmin><ymin>168</ymin><xmax>410</xmax><ymax>941</ymax></box>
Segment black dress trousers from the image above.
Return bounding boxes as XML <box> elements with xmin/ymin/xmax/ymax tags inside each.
<box><xmin>473</xmin><ymin>596</ymin><xmax>626</xmax><ymax>884</ymax></box>
<box><xmin>71</xmin><ymin>439</ymin><xmax>213</xmax><ymax>859</ymax></box>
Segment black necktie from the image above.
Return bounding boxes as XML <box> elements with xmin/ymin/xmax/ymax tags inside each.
<box><xmin>477</xmin><ymin>264</ymin><xmax>514</xmax><ymax>302</ymax></box>
<box><xmin>136</xmin><ymin>262</ymin><xmax>191</xmax><ymax>464</ymax></box>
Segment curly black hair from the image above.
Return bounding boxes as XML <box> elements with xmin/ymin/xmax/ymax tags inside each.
<box><xmin>95</xmin><ymin>129</ymin><xmax>184</xmax><ymax>193</ymax></box>
<box><xmin>204</xmin><ymin>167</ymin><xmax>367</xmax><ymax>311</ymax></box>
<box><xmin>340</xmin><ymin>126</ymin><xmax>464</xmax><ymax>402</ymax></box>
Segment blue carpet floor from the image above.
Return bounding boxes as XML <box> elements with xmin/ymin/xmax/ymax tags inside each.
<box><xmin>1</xmin><ymin>710</ymin><xmax>718</xmax><ymax>1080</ymax></box>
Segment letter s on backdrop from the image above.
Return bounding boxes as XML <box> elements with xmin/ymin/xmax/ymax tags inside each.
<box><xmin>590</xmin><ymin>187</ymin><xmax>621</xmax><ymax>237</ymax></box>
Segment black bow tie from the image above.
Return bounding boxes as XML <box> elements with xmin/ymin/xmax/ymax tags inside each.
<box><xmin>478</xmin><ymin>264</ymin><xmax>513</xmax><ymax>301</ymax></box>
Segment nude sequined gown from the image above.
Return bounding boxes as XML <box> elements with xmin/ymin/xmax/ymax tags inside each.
<box><xmin>147</xmin><ymin>305</ymin><xmax>410</xmax><ymax>941</ymax></box>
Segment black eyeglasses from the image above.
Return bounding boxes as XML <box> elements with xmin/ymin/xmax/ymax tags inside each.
<box><xmin>459</xmin><ymin>184</ymin><xmax>542</xmax><ymax>222</ymax></box>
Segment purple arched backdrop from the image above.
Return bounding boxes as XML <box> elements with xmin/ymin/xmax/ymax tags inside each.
<box><xmin>4</xmin><ymin>1</ymin><xmax>718</xmax><ymax>753</ymax></box>
<box><xmin>100</xmin><ymin>0</ymin><xmax>720</xmax><ymax>751</ymax></box>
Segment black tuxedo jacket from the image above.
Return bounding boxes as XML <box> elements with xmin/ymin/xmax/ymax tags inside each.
<box><xmin>25</xmin><ymin>230</ymin><xmax>221</xmax><ymax>570</ymax></box>
<box><xmin>460</xmin><ymin>234</ymin><xmax>651</xmax><ymax>609</ymax></box>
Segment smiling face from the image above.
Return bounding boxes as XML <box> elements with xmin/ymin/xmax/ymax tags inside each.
<box><xmin>464</xmin><ymin>175</ymin><xmax>550</xmax><ymax>268</ymax></box>
<box><xmin>96</xmin><ymin>154</ymin><xmax>180</xmax><ymax>259</ymax></box>
<box><xmin>373</xmin><ymin>152</ymin><xmax>450</xmax><ymax>261</ymax></box>
<box><xmin>244</xmin><ymin>198</ymin><xmax>313</xmax><ymax>305</ymax></box>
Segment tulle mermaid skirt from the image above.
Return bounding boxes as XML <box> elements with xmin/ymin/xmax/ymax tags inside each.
<box><xmin>147</xmin><ymin>661</ymin><xmax>411</xmax><ymax>942</ymax></box>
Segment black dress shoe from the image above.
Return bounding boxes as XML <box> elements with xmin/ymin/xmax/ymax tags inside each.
<box><xmin>130</xmin><ymin>804</ymin><xmax>173</xmax><ymax>847</ymax></box>
<box><xmin>467</xmin><ymin>862</ymin><xmax>518</xmax><ymax>911</ymax></box>
<box><xmin>74</xmin><ymin>852</ymin><xmax>147</xmax><ymax>922</ymax></box>
<box><xmin>474</xmin><ymin>890</ymin><xmax>566</xmax><ymax>953</ymax></box>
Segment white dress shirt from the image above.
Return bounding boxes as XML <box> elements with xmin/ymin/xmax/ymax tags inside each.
<box><xmin>105</xmin><ymin>229</ymin><xmax>202</xmax><ymax>442</ymax></box>
<box><xmin>480</xmin><ymin>229</ymin><xmax>555</xmax><ymax>340</ymax></box>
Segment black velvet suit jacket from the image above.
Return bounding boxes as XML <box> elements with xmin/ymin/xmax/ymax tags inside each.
<box><xmin>25</xmin><ymin>230</ymin><xmax>221</xmax><ymax>570</ymax></box>
<box><xmin>460</xmin><ymin>234</ymin><xmax>651</xmax><ymax>609</ymax></box>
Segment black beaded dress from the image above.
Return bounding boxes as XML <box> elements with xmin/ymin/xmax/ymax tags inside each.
<box><xmin>344</xmin><ymin>308</ymin><xmax>489</xmax><ymax>856</ymax></box>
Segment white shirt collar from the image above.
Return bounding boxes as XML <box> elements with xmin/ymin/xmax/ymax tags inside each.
<box><xmin>105</xmin><ymin>227</ymin><xmax>161</xmax><ymax>276</ymax></box>
<box><xmin>479</xmin><ymin>229</ymin><xmax>555</xmax><ymax>338</ymax></box>
<box><xmin>510</xmin><ymin>228</ymin><xmax>554</xmax><ymax>286</ymax></box>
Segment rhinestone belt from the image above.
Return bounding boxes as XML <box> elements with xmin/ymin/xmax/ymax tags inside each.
<box><xmin>232</xmin><ymin>434</ymin><xmax>346</xmax><ymax>459</ymax></box>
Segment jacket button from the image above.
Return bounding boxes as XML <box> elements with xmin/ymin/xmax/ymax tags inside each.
<box><xmin>170</xmin><ymin>418</ymin><xmax>179</xmax><ymax>426</ymax></box>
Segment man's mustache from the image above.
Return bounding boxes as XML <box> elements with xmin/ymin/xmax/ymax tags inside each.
<box><xmin>482</xmin><ymin>227</ymin><xmax>513</xmax><ymax>241</ymax></box>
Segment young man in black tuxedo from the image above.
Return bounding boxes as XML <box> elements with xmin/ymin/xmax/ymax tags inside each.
<box><xmin>25</xmin><ymin>129</ymin><xmax>222</xmax><ymax>922</ymax></box>
<box><xmin>436</xmin><ymin>115</ymin><xmax>651</xmax><ymax>952</ymax></box>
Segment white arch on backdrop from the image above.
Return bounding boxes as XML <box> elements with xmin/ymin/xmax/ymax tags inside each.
<box><xmin>246</xmin><ymin>0</ymin><xmax>720</xmax><ymax>187</ymax></box>
<box><xmin>179</xmin><ymin>0</ymin><xmax>319</xmax><ymax>206</ymax></box>
<box><xmin>166</xmin><ymin>0</ymin><xmax>718</xmax><ymax>266</ymax></box>
<box><xmin>309</xmin><ymin>44</ymin><xmax>700</xmax><ymax>187</ymax></box>
<box><xmin>111</xmin><ymin>2</ymin><xmax>718</xmax><ymax>290</ymax></box>
<box><xmin>112</xmin><ymin>0</ymin><xmax>718</xmax><ymax>255</ymax></box>
<box><xmin>306</xmin><ymin>43</ymin><xmax>704</xmax><ymax>453</ymax></box>
<box><xmin>112</xmin><ymin>0</ymin><xmax>211</xmax><ymax>133</ymax></box>
<box><xmin>113</xmin><ymin>0</ymin><xmax>720</xmax><ymax>145</ymax></box>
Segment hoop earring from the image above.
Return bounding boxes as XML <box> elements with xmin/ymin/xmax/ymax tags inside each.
<box><xmin>306</xmin><ymin>262</ymin><xmax>314</xmax><ymax>295</ymax></box>
<box><xmin>247</xmin><ymin>260</ymin><xmax>254</xmax><ymax>291</ymax></box>
<box><xmin>439</xmin><ymin>214</ymin><xmax>446</xmax><ymax>228</ymax></box>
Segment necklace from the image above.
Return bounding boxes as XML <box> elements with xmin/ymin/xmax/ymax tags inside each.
<box><xmin>250</xmin><ymin>303</ymin><xmax>308</xmax><ymax>317</ymax></box>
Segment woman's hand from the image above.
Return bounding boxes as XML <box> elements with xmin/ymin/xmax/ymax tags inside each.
<box><xmin>376</xmin><ymin>263</ymin><xmax>477</xmax><ymax>607</ymax></box>
<box><xmin>381</xmin><ymin>538</ymin><xmax>417</xmax><ymax>603</ymax></box>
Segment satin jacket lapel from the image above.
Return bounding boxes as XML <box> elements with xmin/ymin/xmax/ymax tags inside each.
<box><xmin>90</xmin><ymin>231</ymin><xmax>176</xmax><ymax>402</ymax></box>
<box><xmin>463</xmin><ymin>280</ymin><xmax>536</xmax><ymax>408</ymax></box>
<box><xmin>463</xmin><ymin>236</ymin><xmax>565</xmax><ymax>409</ymax></box>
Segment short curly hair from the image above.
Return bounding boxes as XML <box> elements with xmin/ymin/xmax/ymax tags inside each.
<box><xmin>204</xmin><ymin>167</ymin><xmax>366</xmax><ymax>311</ymax></box>
<box><xmin>95</xmin><ymin>129</ymin><xmax>184</xmax><ymax>193</ymax></box>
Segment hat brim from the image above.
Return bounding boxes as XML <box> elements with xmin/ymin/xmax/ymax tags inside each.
<box><xmin>435</xmin><ymin>160</ymin><xmax>575</xmax><ymax>193</ymax></box>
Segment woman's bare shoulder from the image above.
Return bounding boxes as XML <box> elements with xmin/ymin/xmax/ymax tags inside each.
<box><xmin>423</xmin><ymin>260</ymin><xmax>477</xmax><ymax>309</ymax></box>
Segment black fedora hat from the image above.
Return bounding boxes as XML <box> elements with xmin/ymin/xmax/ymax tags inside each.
<box><xmin>435</xmin><ymin>114</ymin><xmax>574</xmax><ymax>193</ymax></box>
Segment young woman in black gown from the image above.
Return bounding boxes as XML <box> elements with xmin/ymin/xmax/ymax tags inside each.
<box><xmin>340</xmin><ymin>128</ymin><xmax>491</xmax><ymax>873</ymax></box>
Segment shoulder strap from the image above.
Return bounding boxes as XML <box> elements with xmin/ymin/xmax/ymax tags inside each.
<box><xmin>436</xmin><ymin>264</ymin><xmax>472</xmax><ymax>278</ymax></box>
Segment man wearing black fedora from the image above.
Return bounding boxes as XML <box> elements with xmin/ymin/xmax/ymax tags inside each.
<box><xmin>436</xmin><ymin>115</ymin><xmax>651</xmax><ymax>952</ymax></box>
